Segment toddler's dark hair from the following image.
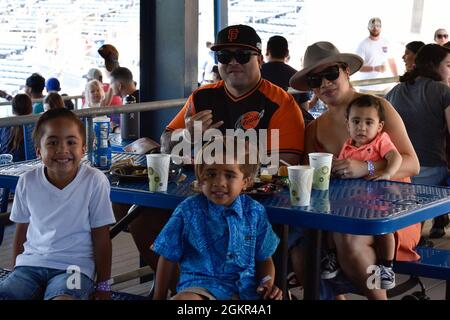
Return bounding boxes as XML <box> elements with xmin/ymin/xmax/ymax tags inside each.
<box><xmin>33</xmin><ymin>108</ymin><xmax>85</xmax><ymax>148</ymax></box>
<box><xmin>346</xmin><ymin>94</ymin><xmax>385</xmax><ymax>122</ymax></box>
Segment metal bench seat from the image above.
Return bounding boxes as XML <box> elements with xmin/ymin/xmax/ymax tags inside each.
<box><xmin>394</xmin><ymin>246</ymin><xmax>450</xmax><ymax>280</ymax></box>
<box><xmin>393</xmin><ymin>246</ymin><xmax>450</xmax><ymax>300</ymax></box>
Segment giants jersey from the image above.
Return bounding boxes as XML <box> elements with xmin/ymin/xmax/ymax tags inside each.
<box><xmin>166</xmin><ymin>79</ymin><xmax>304</xmax><ymax>156</ymax></box>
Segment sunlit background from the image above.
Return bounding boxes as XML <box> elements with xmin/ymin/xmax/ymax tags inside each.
<box><xmin>0</xmin><ymin>0</ymin><xmax>449</xmax><ymax>117</ymax></box>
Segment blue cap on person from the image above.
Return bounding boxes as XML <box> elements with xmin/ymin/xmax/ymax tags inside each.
<box><xmin>45</xmin><ymin>77</ymin><xmax>61</xmax><ymax>92</ymax></box>
<box><xmin>210</xmin><ymin>24</ymin><xmax>262</xmax><ymax>53</ymax></box>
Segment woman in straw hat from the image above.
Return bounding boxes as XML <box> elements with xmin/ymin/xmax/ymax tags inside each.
<box><xmin>289</xmin><ymin>42</ymin><xmax>420</xmax><ymax>300</ymax></box>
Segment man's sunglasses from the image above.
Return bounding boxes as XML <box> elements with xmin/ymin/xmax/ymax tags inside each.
<box><xmin>306</xmin><ymin>65</ymin><xmax>342</xmax><ymax>89</ymax></box>
<box><xmin>216</xmin><ymin>50</ymin><xmax>259</xmax><ymax>64</ymax></box>
<box><xmin>436</xmin><ymin>34</ymin><xmax>448</xmax><ymax>39</ymax></box>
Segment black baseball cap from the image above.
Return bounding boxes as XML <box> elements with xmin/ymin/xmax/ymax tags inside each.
<box><xmin>210</xmin><ymin>25</ymin><xmax>262</xmax><ymax>53</ymax></box>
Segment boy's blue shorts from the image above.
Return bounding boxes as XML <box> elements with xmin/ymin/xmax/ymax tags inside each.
<box><xmin>0</xmin><ymin>266</ymin><xmax>95</xmax><ymax>300</ymax></box>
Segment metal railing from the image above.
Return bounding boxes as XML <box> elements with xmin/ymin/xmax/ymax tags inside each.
<box><xmin>0</xmin><ymin>98</ymin><xmax>187</xmax><ymax>128</ymax></box>
<box><xmin>288</xmin><ymin>76</ymin><xmax>400</xmax><ymax>96</ymax></box>
<box><xmin>0</xmin><ymin>94</ymin><xmax>84</xmax><ymax>108</ymax></box>
<box><xmin>0</xmin><ymin>98</ymin><xmax>187</xmax><ymax>163</ymax></box>
<box><xmin>351</xmin><ymin>76</ymin><xmax>399</xmax><ymax>87</ymax></box>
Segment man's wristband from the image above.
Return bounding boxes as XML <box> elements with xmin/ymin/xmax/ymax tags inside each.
<box><xmin>95</xmin><ymin>280</ymin><xmax>112</xmax><ymax>292</ymax></box>
<box><xmin>367</xmin><ymin>160</ymin><xmax>375</xmax><ymax>176</ymax></box>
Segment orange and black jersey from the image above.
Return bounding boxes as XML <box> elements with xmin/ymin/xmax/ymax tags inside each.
<box><xmin>167</xmin><ymin>78</ymin><xmax>305</xmax><ymax>156</ymax></box>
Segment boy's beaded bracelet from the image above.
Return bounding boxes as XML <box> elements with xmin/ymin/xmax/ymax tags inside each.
<box><xmin>259</xmin><ymin>275</ymin><xmax>273</xmax><ymax>286</ymax></box>
<box><xmin>95</xmin><ymin>280</ymin><xmax>112</xmax><ymax>292</ymax></box>
<box><xmin>366</xmin><ymin>160</ymin><xmax>375</xmax><ymax>176</ymax></box>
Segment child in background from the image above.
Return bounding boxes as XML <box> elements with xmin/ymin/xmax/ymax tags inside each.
<box><xmin>324</xmin><ymin>95</ymin><xmax>402</xmax><ymax>289</ymax></box>
<box><xmin>0</xmin><ymin>108</ymin><xmax>116</xmax><ymax>300</ymax></box>
<box><xmin>43</xmin><ymin>92</ymin><xmax>65</xmax><ymax>111</ymax></box>
<box><xmin>152</xmin><ymin>136</ymin><xmax>282</xmax><ymax>300</ymax></box>
<box><xmin>0</xmin><ymin>94</ymin><xmax>32</xmax><ymax>162</ymax></box>
<box><xmin>82</xmin><ymin>79</ymin><xmax>106</xmax><ymax>109</ymax></box>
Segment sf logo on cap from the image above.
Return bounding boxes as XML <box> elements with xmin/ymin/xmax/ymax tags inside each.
<box><xmin>228</xmin><ymin>28</ymin><xmax>239</xmax><ymax>42</ymax></box>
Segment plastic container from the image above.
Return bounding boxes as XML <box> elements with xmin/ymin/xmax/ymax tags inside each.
<box><xmin>0</xmin><ymin>154</ymin><xmax>13</xmax><ymax>165</ymax></box>
<box><xmin>92</xmin><ymin>116</ymin><xmax>112</xmax><ymax>169</ymax></box>
<box><xmin>121</xmin><ymin>94</ymin><xmax>140</xmax><ymax>140</ymax></box>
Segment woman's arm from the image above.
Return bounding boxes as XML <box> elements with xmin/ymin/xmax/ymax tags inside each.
<box><xmin>380</xmin><ymin>99</ymin><xmax>420</xmax><ymax>178</ymax></box>
<box><xmin>153</xmin><ymin>256</ymin><xmax>177</xmax><ymax>300</ymax></box>
<box><xmin>12</xmin><ymin>223</ymin><xmax>28</xmax><ymax>266</ymax></box>
<box><xmin>303</xmin><ymin>120</ymin><xmax>318</xmax><ymax>164</ymax></box>
<box><xmin>92</xmin><ymin>225</ymin><xmax>112</xmax><ymax>300</ymax></box>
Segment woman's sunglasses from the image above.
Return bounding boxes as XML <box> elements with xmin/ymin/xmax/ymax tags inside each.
<box><xmin>306</xmin><ymin>65</ymin><xmax>341</xmax><ymax>88</ymax></box>
<box><xmin>436</xmin><ymin>34</ymin><xmax>448</xmax><ymax>39</ymax></box>
<box><xmin>216</xmin><ymin>50</ymin><xmax>259</xmax><ymax>65</ymax></box>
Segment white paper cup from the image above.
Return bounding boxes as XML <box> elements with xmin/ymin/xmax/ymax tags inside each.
<box><xmin>308</xmin><ymin>153</ymin><xmax>333</xmax><ymax>190</ymax></box>
<box><xmin>146</xmin><ymin>154</ymin><xmax>171</xmax><ymax>192</ymax></box>
<box><xmin>287</xmin><ymin>165</ymin><xmax>314</xmax><ymax>206</ymax></box>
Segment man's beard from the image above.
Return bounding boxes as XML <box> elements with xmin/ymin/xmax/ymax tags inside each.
<box><xmin>369</xmin><ymin>30</ymin><xmax>380</xmax><ymax>37</ymax></box>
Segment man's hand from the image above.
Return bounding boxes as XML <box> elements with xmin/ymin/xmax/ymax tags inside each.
<box><xmin>184</xmin><ymin>103</ymin><xmax>223</xmax><ymax>137</ymax></box>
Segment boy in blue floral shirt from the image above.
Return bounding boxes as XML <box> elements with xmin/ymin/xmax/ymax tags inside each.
<box><xmin>152</xmin><ymin>137</ymin><xmax>281</xmax><ymax>300</ymax></box>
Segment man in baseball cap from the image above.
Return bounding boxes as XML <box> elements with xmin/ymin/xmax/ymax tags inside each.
<box><xmin>163</xmin><ymin>23</ymin><xmax>304</xmax><ymax>164</ymax></box>
<box><xmin>83</xmin><ymin>68</ymin><xmax>103</xmax><ymax>82</ymax></box>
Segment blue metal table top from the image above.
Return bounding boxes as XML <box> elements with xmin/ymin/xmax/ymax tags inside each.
<box><xmin>1</xmin><ymin>153</ymin><xmax>449</xmax><ymax>236</ymax></box>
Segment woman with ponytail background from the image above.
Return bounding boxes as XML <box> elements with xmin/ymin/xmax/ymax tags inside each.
<box><xmin>386</xmin><ymin>44</ymin><xmax>450</xmax><ymax>239</ymax></box>
<box><xmin>0</xmin><ymin>94</ymin><xmax>33</xmax><ymax>162</ymax></box>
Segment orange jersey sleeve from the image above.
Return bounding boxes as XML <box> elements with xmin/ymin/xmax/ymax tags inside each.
<box><xmin>166</xmin><ymin>95</ymin><xmax>196</xmax><ymax>131</ymax></box>
<box><xmin>262</xmin><ymin>83</ymin><xmax>304</xmax><ymax>156</ymax></box>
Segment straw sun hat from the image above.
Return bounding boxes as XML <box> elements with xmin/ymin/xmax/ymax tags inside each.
<box><xmin>289</xmin><ymin>41</ymin><xmax>363</xmax><ymax>91</ymax></box>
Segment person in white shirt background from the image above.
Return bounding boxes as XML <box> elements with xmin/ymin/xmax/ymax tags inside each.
<box><xmin>355</xmin><ymin>17</ymin><xmax>398</xmax><ymax>93</ymax></box>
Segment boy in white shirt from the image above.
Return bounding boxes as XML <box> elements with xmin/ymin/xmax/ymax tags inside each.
<box><xmin>0</xmin><ymin>108</ymin><xmax>115</xmax><ymax>300</ymax></box>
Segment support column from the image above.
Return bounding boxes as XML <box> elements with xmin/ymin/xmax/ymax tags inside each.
<box><xmin>140</xmin><ymin>0</ymin><xmax>199</xmax><ymax>140</ymax></box>
<box><xmin>214</xmin><ymin>0</ymin><xmax>228</xmax><ymax>37</ymax></box>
